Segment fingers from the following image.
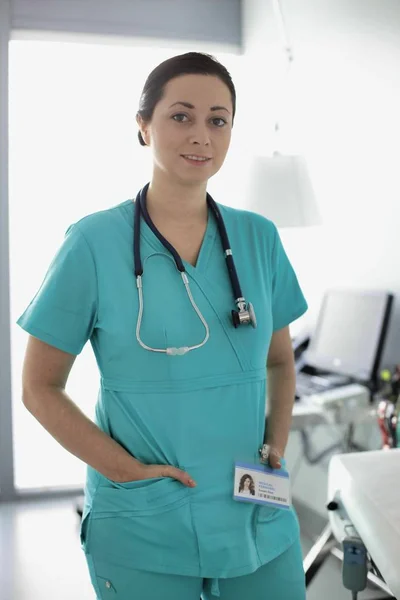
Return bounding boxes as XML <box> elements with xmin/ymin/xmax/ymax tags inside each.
<box><xmin>144</xmin><ymin>464</ymin><xmax>197</xmax><ymax>488</ymax></box>
<box><xmin>260</xmin><ymin>444</ymin><xmax>282</xmax><ymax>469</ymax></box>
<box><xmin>267</xmin><ymin>448</ymin><xmax>282</xmax><ymax>469</ymax></box>
<box><xmin>162</xmin><ymin>466</ymin><xmax>197</xmax><ymax>488</ymax></box>
<box><xmin>269</xmin><ymin>455</ymin><xmax>281</xmax><ymax>469</ymax></box>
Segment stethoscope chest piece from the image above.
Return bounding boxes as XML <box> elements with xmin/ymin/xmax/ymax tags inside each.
<box><xmin>232</xmin><ymin>301</ymin><xmax>257</xmax><ymax>329</ymax></box>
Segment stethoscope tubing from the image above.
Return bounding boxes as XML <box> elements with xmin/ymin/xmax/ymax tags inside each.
<box><xmin>133</xmin><ymin>182</ymin><xmax>243</xmax><ymax>304</ymax></box>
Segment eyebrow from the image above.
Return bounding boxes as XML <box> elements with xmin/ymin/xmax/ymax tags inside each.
<box><xmin>169</xmin><ymin>101</ymin><xmax>231</xmax><ymax>114</ymax></box>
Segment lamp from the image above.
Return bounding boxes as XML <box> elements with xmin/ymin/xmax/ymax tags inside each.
<box><xmin>246</xmin><ymin>0</ymin><xmax>321</xmax><ymax>228</ymax></box>
<box><xmin>247</xmin><ymin>154</ymin><xmax>321</xmax><ymax>227</ymax></box>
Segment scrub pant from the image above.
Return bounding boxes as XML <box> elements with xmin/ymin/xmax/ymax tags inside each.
<box><xmin>85</xmin><ymin>538</ymin><xmax>306</xmax><ymax>600</ymax></box>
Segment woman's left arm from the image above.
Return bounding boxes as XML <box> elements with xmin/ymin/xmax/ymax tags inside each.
<box><xmin>265</xmin><ymin>326</ymin><xmax>296</xmax><ymax>468</ymax></box>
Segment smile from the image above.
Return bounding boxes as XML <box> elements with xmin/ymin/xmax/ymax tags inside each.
<box><xmin>181</xmin><ymin>154</ymin><xmax>211</xmax><ymax>164</ymax></box>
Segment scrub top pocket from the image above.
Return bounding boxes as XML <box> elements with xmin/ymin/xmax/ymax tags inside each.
<box><xmin>88</xmin><ymin>477</ymin><xmax>200</xmax><ymax>573</ymax></box>
<box><xmin>93</xmin><ymin>476</ymin><xmax>190</xmax><ymax>516</ymax></box>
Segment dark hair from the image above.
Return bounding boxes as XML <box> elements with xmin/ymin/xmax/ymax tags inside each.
<box><xmin>238</xmin><ymin>474</ymin><xmax>255</xmax><ymax>495</ymax></box>
<box><xmin>136</xmin><ymin>52</ymin><xmax>236</xmax><ymax>146</ymax></box>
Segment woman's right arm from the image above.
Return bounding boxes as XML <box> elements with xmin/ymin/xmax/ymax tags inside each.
<box><xmin>21</xmin><ymin>335</ymin><xmax>196</xmax><ymax>487</ymax></box>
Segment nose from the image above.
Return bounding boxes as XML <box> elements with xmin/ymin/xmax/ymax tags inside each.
<box><xmin>188</xmin><ymin>123</ymin><xmax>210</xmax><ymax>146</ymax></box>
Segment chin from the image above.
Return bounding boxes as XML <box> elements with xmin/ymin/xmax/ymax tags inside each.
<box><xmin>175</xmin><ymin>171</ymin><xmax>211</xmax><ymax>186</ymax></box>
<box><xmin>183</xmin><ymin>166</ymin><xmax>221</xmax><ymax>184</ymax></box>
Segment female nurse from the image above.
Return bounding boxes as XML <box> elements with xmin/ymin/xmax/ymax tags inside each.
<box><xmin>18</xmin><ymin>52</ymin><xmax>308</xmax><ymax>600</ymax></box>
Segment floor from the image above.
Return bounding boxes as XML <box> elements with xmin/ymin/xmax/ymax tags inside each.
<box><xmin>0</xmin><ymin>497</ymin><xmax>388</xmax><ymax>600</ymax></box>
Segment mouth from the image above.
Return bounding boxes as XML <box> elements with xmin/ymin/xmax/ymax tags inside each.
<box><xmin>181</xmin><ymin>154</ymin><xmax>212</xmax><ymax>166</ymax></box>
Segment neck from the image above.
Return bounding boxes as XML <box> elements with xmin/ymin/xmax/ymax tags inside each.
<box><xmin>146</xmin><ymin>170</ymin><xmax>208</xmax><ymax>226</ymax></box>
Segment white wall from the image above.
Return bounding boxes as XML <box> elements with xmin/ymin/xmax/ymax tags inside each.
<box><xmin>242</xmin><ymin>0</ymin><xmax>400</xmax><ymax>362</ymax></box>
<box><xmin>242</xmin><ymin>0</ymin><xmax>400</xmax><ymax>517</ymax></box>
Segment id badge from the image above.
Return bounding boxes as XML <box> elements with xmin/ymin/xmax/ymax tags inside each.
<box><xmin>233</xmin><ymin>461</ymin><xmax>291</xmax><ymax>510</ymax></box>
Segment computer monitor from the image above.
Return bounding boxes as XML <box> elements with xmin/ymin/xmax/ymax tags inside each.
<box><xmin>305</xmin><ymin>289</ymin><xmax>394</xmax><ymax>382</ymax></box>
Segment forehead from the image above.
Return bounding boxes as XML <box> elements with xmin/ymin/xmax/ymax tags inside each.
<box><xmin>160</xmin><ymin>74</ymin><xmax>232</xmax><ymax>110</ymax></box>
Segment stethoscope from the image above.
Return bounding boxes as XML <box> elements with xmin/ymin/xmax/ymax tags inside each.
<box><xmin>133</xmin><ymin>183</ymin><xmax>256</xmax><ymax>356</ymax></box>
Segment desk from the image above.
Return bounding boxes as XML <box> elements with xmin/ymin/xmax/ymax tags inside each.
<box><xmin>292</xmin><ymin>383</ymin><xmax>371</xmax><ymax>430</ymax></box>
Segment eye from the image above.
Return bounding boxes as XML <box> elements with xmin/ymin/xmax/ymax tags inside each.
<box><xmin>211</xmin><ymin>117</ymin><xmax>227</xmax><ymax>128</ymax></box>
<box><xmin>172</xmin><ymin>113</ymin><xmax>189</xmax><ymax>123</ymax></box>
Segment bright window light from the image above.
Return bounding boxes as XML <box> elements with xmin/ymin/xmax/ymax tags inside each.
<box><xmin>9</xmin><ymin>40</ymin><xmax>242</xmax><ymax>490</ymax></box>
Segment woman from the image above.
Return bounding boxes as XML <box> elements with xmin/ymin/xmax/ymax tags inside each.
<box><xmin>18</xmin><ymin>52</ymin><xmax>308</xmax><ymax>600</ymax></box>
<box><xmin>238</xmin><ymin>474</ymin><xmax>255</xmax><ymax>496</ymax></box>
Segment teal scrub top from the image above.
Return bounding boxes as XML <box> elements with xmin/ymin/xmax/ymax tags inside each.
<box><xmin>17</xmin><ymin>197</ymin><xmax>308</xmax><ymax>579</ymax></box>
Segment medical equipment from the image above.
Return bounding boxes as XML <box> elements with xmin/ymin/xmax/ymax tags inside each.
<box><xmin>133</xmin><ymin>183</ymin><xmax>256</xmax><ymax>355</ymax></box>
<box><xmin>298</xmin><ymin>289</ymin><xmax>393</xmax><ymax>392</ymax></box>
<box><xmin>298</xmin><ymin>383</ymin><xmax>370</xmax><ymax>412</ymax></box>
<box><xmin>304</xmin><ymin>449</ymin><xmax>400</xmax><ymax>599</ymax></box>
<box><xmin>376</xmin><ymin>366</ymin><xmax>400</xmax><ymax>449</ymax></box>
<box><xmin>342</xmin><ymin>535</ymin><xmax>368</xmax><ymax>599</ymax></box>
<box><xmin>290</xmin><ymin>384</ymin><xmax>370</xmax><ymax>469</ymax></box>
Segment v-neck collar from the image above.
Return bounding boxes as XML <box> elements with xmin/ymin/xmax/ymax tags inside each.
<box><xmin>121</xmin><ymin>198</ymin><xmax>218</xmax><ymax>275</ymax></box>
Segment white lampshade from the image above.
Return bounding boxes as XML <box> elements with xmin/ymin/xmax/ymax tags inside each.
<box><xmin>246</xmin><ymin>154</ymin><xmax>321</xmax><ymax>227</ymax></box>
